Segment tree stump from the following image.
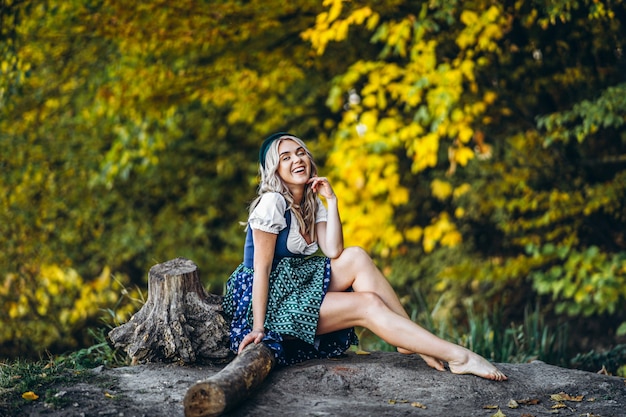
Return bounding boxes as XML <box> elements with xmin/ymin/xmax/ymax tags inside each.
<box><xmin>184</xmin><ymin>342</ymin><xmax>277</xmax><ymax>417</ymax></box>
<box><xmin>109</xmin><ymin>257</ymin><xmax>231</xmax><ymax>364</ymax></box>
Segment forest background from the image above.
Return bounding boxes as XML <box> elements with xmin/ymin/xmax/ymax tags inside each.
<box><xmin>1</xmin><ymin>0</ymin><xmax>625</xmax><ymax>374</ymax></box>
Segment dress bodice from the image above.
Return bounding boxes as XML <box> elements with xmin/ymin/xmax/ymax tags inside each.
<box><xmin>243</xmin><ymin>209</ymin><xmax>304</xmax><ymax>270</ymax></box>
<box><xmin>242</xmin><ymin>192</ymin><xmax>327</xmax><ymax>270</ymax></box>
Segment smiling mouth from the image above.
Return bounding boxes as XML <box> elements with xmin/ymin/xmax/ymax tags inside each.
<box><xmin>293</xmin><ymin>167</ymin><xmax>306</xmax><ymax>174</ymax></box>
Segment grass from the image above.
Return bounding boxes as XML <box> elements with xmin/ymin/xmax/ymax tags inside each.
<box><xmin>457</xmin><ymin>301</ymin><xmax>570</xmax><ymax>366</ymax></box>
<box><xmin>0</xmin><ymin>328</ymin><xmax>127</xmax><ymax>414</ymax></box>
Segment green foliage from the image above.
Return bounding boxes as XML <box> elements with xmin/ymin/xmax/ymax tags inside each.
<box><xmin>528</xmin><ymin>245</ymin><xmax>626</xmax><ymax>316</ymax></box>
<box><xmin>0</xmin><ymin>328</ymin><xmax>124</xmax><ymax>414</ymax></box>
<box><xmin>538</xmin><ymin>83</ymin><xmax>626</xmax><ymax>145</ymax></box>
<box><xmin>0</xmin><ymin>0</ymin><xmax>357</xmax><ymax>290</ymax></box>
<box><xmin>456</xmin><ymin>302</ymin><xmax>570</xmax><ymax>366</ymax></box>
<box><xmin>302</xmin><ymin>5</ymin><xmax>626</xmax><ymax>363</ymax></box>
<box><xmin>0</xmin><ymin>264</ymin><xmax>142</xmax><ymax>358</ymax></box>
<box><xmin>2</xmin><ymin>0</ymin><xmax>626</xmax><ymax>361</ymax></box>
<box><xmin>1</xmin><ymin>0</ymin><xmax>360</xmax><ymax>357</ymax></box>
<box><xmin>571</xmin><ymin>345</ymin><xmax>626</xmax><ymax>376</ymax></box>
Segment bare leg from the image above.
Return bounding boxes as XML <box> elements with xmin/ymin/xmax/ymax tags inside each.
<box><xmin>329</xmin><ymin>247</ymin><xmax>444</xmax><ymax>370</ymax></box>
<box><xmin>317</xmin><ymin>291</ymin><xmax>507</xmax><ymax>381</ymax></box>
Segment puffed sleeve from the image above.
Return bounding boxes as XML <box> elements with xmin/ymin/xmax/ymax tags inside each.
<box><xmin>315</xmin><ymin>196</ymin><xmax>328</xmax><ymax>223</ymax></box>
<box><xmin>248</xmin><ymin>192</ymin><xmax>287</xmax><ymax>233</ymax></box>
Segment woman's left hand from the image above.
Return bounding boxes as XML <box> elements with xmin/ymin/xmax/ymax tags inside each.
<box><xmin>238</xmin><ymin>329</ymin><xmax>265</xmax><ymax>353</ymax></box>
<box><xmin>308</xmin><ymin>176</ymin><xmax>336</xmax><ymax>200</ymax></box>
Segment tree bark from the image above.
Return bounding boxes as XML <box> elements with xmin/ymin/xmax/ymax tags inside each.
<box><xmin>183</xmin><ymin>342</ymin><xmax>277</xmax><ymax>417</ymax></box>
<box><xmin>108</xmin><ymin>257</ymin><xmax>231</xmax><ymax>364</ymax></box>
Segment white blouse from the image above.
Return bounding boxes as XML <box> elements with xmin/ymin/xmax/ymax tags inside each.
<box><xmin>248</xmin><ymin>192</ymin><xmax>327</xmax><ymax>256</ymax></box>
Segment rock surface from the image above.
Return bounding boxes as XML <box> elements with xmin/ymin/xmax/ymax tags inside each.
<box><xmin>19</xmin><ymin>351</ymin><xmax>626</xmax><ymax>417</ymax></box>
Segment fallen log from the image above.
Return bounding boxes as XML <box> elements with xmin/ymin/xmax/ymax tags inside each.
<box><xmin>109</xmin><ymin>257</ymin><xmax>277</xmax><ymax>416</ymax></box>
<box><xmin>184</xmin><ymin>342</ymin><xmax>277</xmax><ymax>417</ymax></box>
<box><xmin>108</xmin><ymin>257</ymin><xmax>231</xmax><ymax>364</ymax></box>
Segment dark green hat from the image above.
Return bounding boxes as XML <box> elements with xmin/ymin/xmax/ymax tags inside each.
<box><xmin>259</xmin><ymin>132</ymin><xmax>295</xmax><ymax>168</ymax></box>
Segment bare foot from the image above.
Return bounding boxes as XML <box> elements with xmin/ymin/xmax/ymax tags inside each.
<box><xmin>419</xmin><ymin>354</ymin><xmax>446</xmax><ymax>371</ymax></box>
<box><xmin>397</xmin><ymin>348</ymin><xmax>446</xmax><ymax>371</ymax></box>
<box><xmin>447</xmin><ymin>350</ymin><xmax>508</xmax><ymax>381</ymax></box>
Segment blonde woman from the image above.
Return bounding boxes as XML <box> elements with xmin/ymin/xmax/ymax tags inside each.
<box><xmin>223</xmin><ymin>132</ymin><xmax>507</xmax><ymax>381</ymax></box>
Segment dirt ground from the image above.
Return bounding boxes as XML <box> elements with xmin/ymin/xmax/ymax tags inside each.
<box><xmin>15</xmin><ymin>351</ymin><xmax>626</xmax><ymax>417</ymax></box>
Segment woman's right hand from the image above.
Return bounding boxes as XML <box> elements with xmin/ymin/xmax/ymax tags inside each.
<box><xmin>238</xmin><ymin>329</ymin><xmax>265</xmax><ymax>353</ymax></box>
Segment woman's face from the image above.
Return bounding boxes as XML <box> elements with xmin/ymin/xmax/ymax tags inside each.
<box><xmin>276</xmin><ymin>139</ymin><xmax>311</xmax><ymax>191</ymax></box>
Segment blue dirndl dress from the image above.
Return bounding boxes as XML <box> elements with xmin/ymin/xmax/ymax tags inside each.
<box><xmin>223</xmin><ymin>208</ymin><xmax>358</xmax><ymax>366</ymax></box>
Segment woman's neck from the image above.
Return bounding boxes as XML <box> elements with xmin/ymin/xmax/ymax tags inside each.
<box><xmin>289</xmin><ymin>186</ymin><xmax>305</xmax><ymax>205</ymax></box>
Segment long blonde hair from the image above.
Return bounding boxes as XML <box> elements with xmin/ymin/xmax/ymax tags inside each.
<box><xmin>249</xmin><ymin>135</ymin><xmax>319</xmax><ymax>241</ymax></box>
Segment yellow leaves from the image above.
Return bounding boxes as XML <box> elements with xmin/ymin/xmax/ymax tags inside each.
<box><xmin>460</xmin><ymin>10</ymin><xmax>479</xmax><ymax>26</ymax></box>
<box><xmin>490</xmin><ymin>409</ymin><xmax>506</xmax><ymax>417</ymax></box>
<box><xmin>458</xmin><ymin>125</ymin><xmax>474</xmax><ymax>143</ymax></box>
<box><xmin>484</xmin><ymin>395</ymin><xmax>587</xmax><ymax>415</ymax></box>
<box><xmin>450</xmin><ymin>108</ymin><xmax>464</xmax><ymax>123</ymax></box>
<box><xmin>22</xmin><ymin>110</ymin><xmax>38</xmax><ymax>124</ymax></box>
<box><xmin>456</xmin><ymin>31</ymin><xmax>474</xmax><ymax>50</ymax></box>
<box><xmin>515</xmin><ymin>398</ymin><xmax>540</xmax><ymax>406</ymax></box>
<box><xmin>8</xmin><ymin>297</ymin><xmax>28</xmax><ymax>319</ymax></box>
<box><xmin>302</xmin><ymin>1</ymin><xmax>379</xmax><ymax>55</ymax></box>
<box><xmin>365</xmin><ymin>11</ymin><xmax>380</xmax><ymax>30</ymax></box>
<box><xmin>2</xmin><ymin>263</ymin><xmax>140</xmax><ymax>353</ymax></box>
<box><xmin>70</xmin><ymin>266</ymin><xmax>121</xmax><ymax>325</ymax></box>
<box><xmin>431</xmin><ymin>179</ymin><xmax>453</xmax><ymax>201</ymax></box>
<box><xmin>325</xmin><ymin>0</ymin><xmax>342</xmax><ymax>22</ymax></box>
<box><xmin>388</xmin><ymin>398</ymin><xmax>426</xmax><ymax>408</ymax></box>
<box><xmin>360</xmin><ymin>110</ymin><xmax>379</xmax><ymax>130</ymax></box>
<box><xmin>22</xmin><ymin>391</ymin><xmax>39</xmax><ymax>401</ymax></box>
<box><xmin>326</xmin><ymin>132</ymin><xmax>409</xmax><ymax>251</ymax></box>
<box><xmin>342</xmin><ymin>201</ymin><xmax>404</xmax><ymax>250</ymax></box>
<box><xmin>453</xmin><ymin>183</ymin><xmax>472</xmax><ymax>199</ymax></box>
<box><xmin>588</xmin><ymin>1</ymin><xmax>616</xmax><ymax>20</ymax></box>
<box><xmin>408</xmin><ymin>133</ymin><xmax>439</xmax><ymax>173</ymax></box>
<box><xmin>440</xmin><ymin>229</ymin><xmax>462</xmax><ymax>247</ymax></box>
<box><xmin>454</xmin><ymin>146</ymin><xmax>475</xmax><ymax>166</ymax></box>
<box><xmin>325</xmin><ymin>6</ymin><xmax>503</xmax><ymax>181</ymax></box>
<box><xmin>362</xmin><ymin>95</ymin><xmax>377</xmax><ymax>108</ymax></box>
<box><xmin>404</xmin><ymin>226</ymin><xmax>423</xmax><ymax>243</ymax></box>
<box><xmin>423</xmin><ymin>213</ymin><xmax>462</xmax><ymax>253</ymax></box>
<box><xmin>484</xmin><ymin>398</ymin><xmax>543</xmax><ymax>416</ymax></box>
<box><xmin>384</xmin><ymin>19</ymin><xmax>414</xmax><ymax>57</ymax></box>
<box><xmin>550</xmin><ymin>392</ymin><xmax>584</xmax><ymax>402</ymax></box>
<box><xmin>485</xmin><ymin>5</ymin><xmax>501</xmax><ymax>22</ymax></box>
<box><xmin>387</xmin><ymin>398</ymin><xmax>428</xmax><ymax>410</ymax></box>
<box><xmin>549</xmin><ymin>391</ymin><xmax>584</xmax><ymax>410</ymax></box>
<box><xmin>376</xmin><ymin>117</ymin><xmax>401</xmax><ymax>137</ymax></box>
<box><xmin>318</xmin><ymin>2</ymin><xmax>511</xmax><ymax>256</ymax></box>
<box><xmin>553</xmin><ymin>67</ymin><xmax>586</xmax><ymax>86</ymax></box>
<box><xmin>484</xmin><ymin>91</ymin><xmax>497</xmax><ymax>105</ymax></box>
<box><xmin>456</xmin><ymin>5</ymin><xmax>506</xmax><ymax>52</ymax></box>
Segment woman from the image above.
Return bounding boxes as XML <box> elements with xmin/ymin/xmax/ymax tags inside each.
<box><xmin>223</xmin><ymin>132</ymin><xmax>507</xmax><ymax>381</ymax></box>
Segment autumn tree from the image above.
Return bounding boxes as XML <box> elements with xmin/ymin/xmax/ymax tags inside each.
<box><xmin>303</xmin><ymin>0</ymin><xmax>626</xmax><ymax>350</ymax></box>
<box><xmin>2</xmin><ymin>0</ymin><xmax>625</xmax><ymax>360</ymax></box>
<box><xmin>0</xmin><ymin>0</ymin><xmax>348</xmax><ymax>357</ymax></box>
